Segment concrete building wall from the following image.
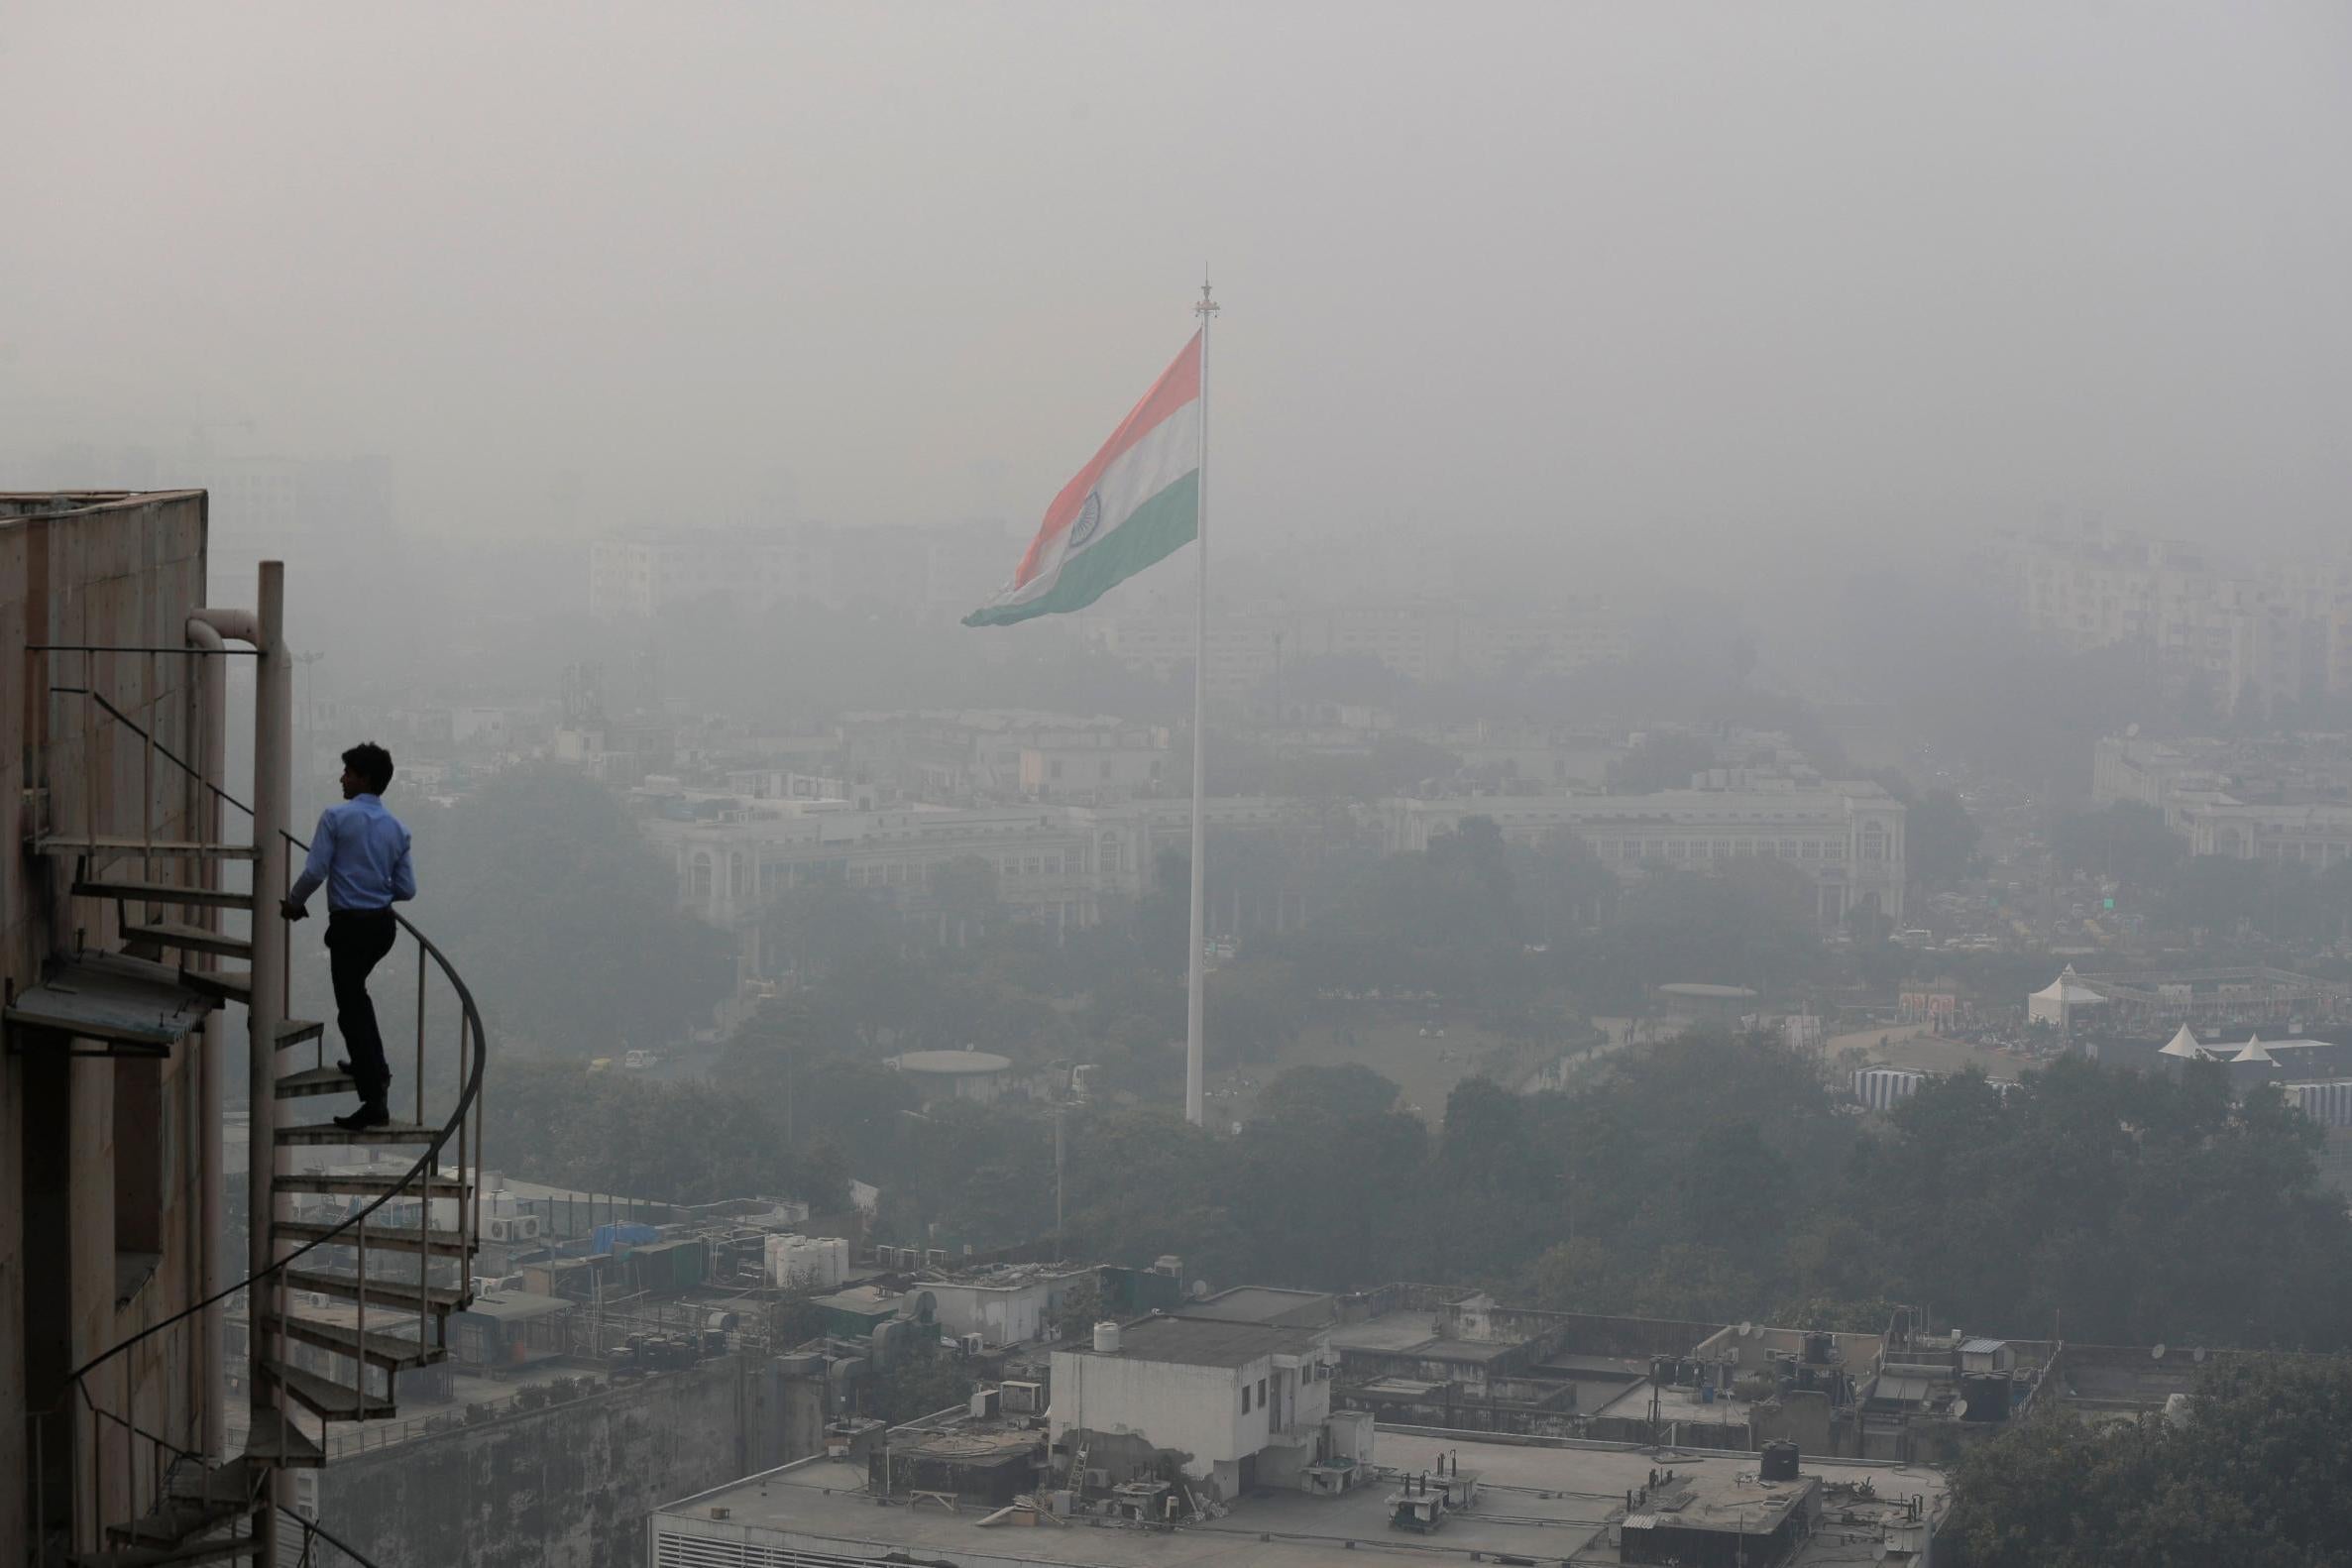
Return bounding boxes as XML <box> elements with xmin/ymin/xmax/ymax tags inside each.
<box><xmin>3</xmin><ymin>492</ymin><xmax>213</xmax><ymax>1558</ymax></box>
<box><xmin>311</xmin><ymin>1358</ymin><xmax>826</xmax><ymax>1568</ymax></box>
<box><xmin>925</xmin><ymin>1272</ymin><xmax>1089</xmax><ymax>1349</ymax></box>
<box><xmin>1050</xmin><ymin>1352</ymin><xmax>1258</xmax><ymax>1476</ymax></box>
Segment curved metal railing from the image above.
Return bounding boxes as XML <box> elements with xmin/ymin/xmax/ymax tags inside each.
<box><xmin>25</xmin><ymin>654</ymin><xmax>485</xmax><ymax>1565</ymax></box>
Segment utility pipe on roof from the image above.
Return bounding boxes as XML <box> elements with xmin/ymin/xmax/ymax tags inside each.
<box><xmin>184</xmin><ymin>608</ymin><xmax>249</xmax><ymax>1460</ymax></box>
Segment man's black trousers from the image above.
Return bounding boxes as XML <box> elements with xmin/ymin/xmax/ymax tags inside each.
<box><xmin>327</xmin><ymin>908</ymin><xmax>400</xmax><ymax>1106</ymax></box>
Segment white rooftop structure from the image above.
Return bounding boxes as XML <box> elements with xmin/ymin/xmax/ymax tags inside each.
<box><xmin>2028</xmin><ymin>966</ymin><xmax>2108</xmax><ymax>1028</ymax></box>
<box><xmin>2158</xmin><ymin>1024</ymin><xmax>2208</xmax><ymax>1061</ymax></box>
<box><xmin>2230</xmin><ymin>1035</ymin><xmax>2276</xmax><ymax>1065</ymax></box>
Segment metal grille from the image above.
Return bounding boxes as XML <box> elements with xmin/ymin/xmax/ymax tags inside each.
<box><xmin>653</xmin><ymin>1530</ymin><xmax>906</xmax><ymax>1568</ymax></box>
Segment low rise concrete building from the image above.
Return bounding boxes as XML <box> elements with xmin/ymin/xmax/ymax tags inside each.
<box><xmin>1051</xmin><ymin>1316</ymin><xmax>1338</xmax><ymax>1499</ymax></box>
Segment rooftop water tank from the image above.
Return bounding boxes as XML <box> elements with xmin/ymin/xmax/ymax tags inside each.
<box><xmin>1093</xmin><ymin>1320</ymin><xmax>1122</xmax><ymax>1354</ymax></box>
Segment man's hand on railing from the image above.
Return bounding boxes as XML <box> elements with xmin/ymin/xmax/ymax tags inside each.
<box><xmin>280</xmin><ymin>897</ymin><xmax>309</xmax><ymax>922</ymax></box>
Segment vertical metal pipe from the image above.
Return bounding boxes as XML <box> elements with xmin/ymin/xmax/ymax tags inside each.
<box><xmin>356</xmin><ymin>1217</ymin><xmax>369</xmax><ymax>1420</ymax></box>
<box><xmin>82</xmin><ymin>651</ymin><xmax>97</xmax><ymax>856</ymax></box>
<box><xmin>185</xmin><ymin>621</ymin><xmax>229</xmax><ymax>1459</ymax></box>
<box><xmin>142</xmin><ymin>650</ymin><xmax>156</xmax><ymax>886</ymax></box>
<box><xmin>249</xmin><ymin>562</ymin><xmax>291</xmax><ymax>1567</ymax></box>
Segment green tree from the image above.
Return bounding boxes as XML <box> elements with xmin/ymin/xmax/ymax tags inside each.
<box><xmin>1944</xmin><ymin>1356</ymin><xmax>2352</xmax><ymax>1568</ymax></box>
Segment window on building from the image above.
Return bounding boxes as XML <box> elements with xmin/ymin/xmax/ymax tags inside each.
<box><xmin>691</xmin><ymin>853</ymin><xmax>714</xmax><ymax>899</ymax></box>
<box><xmin>1241</xmin><ymin>1386</ymin><xmax>1252</xmax><ymax>1413</ymax></box>
<box><xmin>115</xmin><ymin>1059</ymin><xmax>165</xmax><ymax>1259</ymax></box>
<box><xmin>1258</xmin><ymin>1377</ymin><xmax>1268</xmax><ymax>1407</ymax></box>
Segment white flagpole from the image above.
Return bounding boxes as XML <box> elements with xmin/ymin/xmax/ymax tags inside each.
<box><xmin>1186</xmin><ymin>275</ymin><xmax>1218</xmax><ymax>1128</ymax></box>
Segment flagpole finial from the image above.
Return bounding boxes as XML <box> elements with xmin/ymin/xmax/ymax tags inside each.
<box><xmin>1196</xmin><ymin>272</ymin><xmax>1218</xmax><ymax>320</ymax></box>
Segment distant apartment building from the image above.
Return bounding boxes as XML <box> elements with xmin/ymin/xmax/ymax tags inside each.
<box><xmin>2004</xmin><ymin>528</ymin><xmax>2352</xmax><ymax>715</ymax></box>
<box><xmin>1381</xmin><ymin>780</ymin><xmax>1907</xmax><ymax>927</ymax></box>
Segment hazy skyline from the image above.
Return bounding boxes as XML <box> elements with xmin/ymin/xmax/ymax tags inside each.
<box><xmin>6</xmin><ymin>2</ymin><xmax>2348</xmax><ymax>570</ymax></box>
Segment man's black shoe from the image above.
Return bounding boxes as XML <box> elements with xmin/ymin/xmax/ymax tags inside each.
<box><xmin>334</xmin><ymin>1103</ymin><xmax>392</xmax><ymax>1132</ymax></box>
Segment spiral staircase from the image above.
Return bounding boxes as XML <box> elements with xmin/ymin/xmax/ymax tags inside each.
<box><xmin>16</xmin><ymin>573</ymin><xmax>485</xmax><ymax>1567</ymax></box>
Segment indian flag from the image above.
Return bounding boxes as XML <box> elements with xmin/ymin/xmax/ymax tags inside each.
<box><xmin>964</xmin><ymin>332</ymin><xmax>1201</xmax><ymax>626</ymax></box>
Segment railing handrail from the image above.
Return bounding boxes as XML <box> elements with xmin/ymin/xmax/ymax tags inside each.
<box><xmin>38</xmin><ymin>674</ymin><xmax>488</xmax><ymax>1414</ymax></box>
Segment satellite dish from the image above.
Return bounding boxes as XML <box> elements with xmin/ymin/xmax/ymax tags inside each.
<box><xmin>2126</xmin><ymin>723</ymin><xmax>2141</xmax><ymax>738</ymax></box>
<box><xmin>1188</xmin><ymin>1280</ymin><xmax>1209</xmax><ymax>1300</ymax></box>
<box><xmin>1739</xmin><ymin>1321</ymin><xmax>1755</xmax><ymax>1338</ymax></box>
<box><xmin>2151</xmin><ymin>1343</ymin><xmax>2168</xmax><ymax>1360</ymax></box>
<box><xmin>1952</xmin><ymin>1400</ymin><xmax>1969</xmax><ymax>1420</ymax></box>
<box><xmin>2192</xmin><ymin>1347</ymin><xmax>2206</xmax><ymax>1364</ymax></box>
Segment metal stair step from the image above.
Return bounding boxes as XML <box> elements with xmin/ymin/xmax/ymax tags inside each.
<box><xmin>276</xmin><ymin>1218</ymin><xmax>468</xmax><ymax>1255</ymax></box>
<box><xmin>280</xmin><ymin>1266</ymin><xmax>468</xmax><ymax>1315</ymax></box>
<box><xmin>242</xmin><ymin>1407</ymin><xmax>325</xmax><ymax>1470</ymax></box>
<box><xmin>259</xmin><ymin>1358</ymin><xmax>395</xmax><ymax>1421</ymax></box>
<box><xmin>180</xmin><ymin>968</ymin><xmax>251</xmax><ymax>1005</ymax></box>
<box><xmin>120</xmin><ymin>922</ymin><xmax>253</xmax><ymax>962</ymax></box>
<box><xmin>105</xmin><ymin>1459</ymin><xmax>259</xmax><ymax>1547</ymax></box>
<box><xmin>276</xmin><ymin>1017</ymin><xmax>324</xmax><ymax>1049</ymax></box>
<box><xmin>276</xmin><ymin>1170</ymin><xmax>473</xmax><ymax>1198</ymax></box>
<box><xmin>71</xmin><ymin>1534</ymin><xmax>258</xmax><ymax>1567</ymax></box>
<box><xmin>275</xmin><ymin>1119</ymin><xmax>436</xmax><ymax>1147</ymax></box>
<box><xmin>73</xmin><ymin>878</ymin><xmax>252</xmax><ymax>911</ymax></box>
<box><xmin>278</xmin><ymin>1316</ymin><xmax>442</xmax><ymax>1373</ymax></box>
<box><xmin>277</xmin><ymin>1311</ymin><xmax>441</xmax><ymax>1371</ymax></box>
<box><xmin>274</xmin><ymin>1065</ymin><xmax>355</xmax><ymax>1099</ymax></box>
<box><xmin>37</xmin><ymin>835</ymin><xmax>258</xmax><ymax>860</ymax></box>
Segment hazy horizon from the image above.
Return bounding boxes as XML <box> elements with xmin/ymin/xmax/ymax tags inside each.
<box><xmin>6</xmin><ymin>2</ymin><xmax>2349</xmax><ymax>576</ymax></box>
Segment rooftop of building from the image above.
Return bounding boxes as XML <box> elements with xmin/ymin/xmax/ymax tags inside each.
<box><xmin>1067</xmin><ymin>1316</ymin><xmax>1326</xmax><ymax>1370</ymax></box>
<box><xmin>655</xmin><ymin>1427</ymin><xmax>1947</xmax><ymax>1568</ymax></box>
<box><xmin>1182</xmin><ymin>1287</ymin><xmax>1338</xmax><ymax>1326</ymax></box>
<box><xmin>889</xmin><ymin>1049</ymin><xmax>1014</xmax><ymax>1074</ymax></box>
<box><xmin>457</xmin><ymin>1289</ymin><xmax>574</xmax><ymax>1323</ymax></box>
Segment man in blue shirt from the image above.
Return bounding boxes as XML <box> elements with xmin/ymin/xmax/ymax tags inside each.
<box><xmin>282</xmin><ymin>741</ymin><xmax>417</xmax><ymax>1131</ymax></box>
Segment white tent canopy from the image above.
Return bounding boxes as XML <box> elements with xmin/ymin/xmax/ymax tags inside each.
<box><xmin>2028</xmin><ymin>965</ymin><xmax>2108</xmax><ymax>1028</ymax></box>
<box><xmin>2158</xmin><ymin>1024</ymin><xmax>2207</xmax><ymax>1061</ymax></box>
<box><xmin>2231</xmin><ymin>1035</ymin><xmax>2276</xmax><ymax>1065</ymax></box>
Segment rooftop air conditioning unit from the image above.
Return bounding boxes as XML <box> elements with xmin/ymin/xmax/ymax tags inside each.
<box><xmin>960</xmin><ymin>1333</ymin><xmax>985</xmax><ymax>1356</ymax></box>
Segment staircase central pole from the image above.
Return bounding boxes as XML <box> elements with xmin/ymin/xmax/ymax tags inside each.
<box><xmin>250</xmin><ymin>560</ymin><xmax>292</xmax><ymax>1565</ymax></box>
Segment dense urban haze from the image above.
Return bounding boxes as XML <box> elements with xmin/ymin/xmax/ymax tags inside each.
<box><xmin>9</xmin><ymin>8</ymin><xmax>2352</xmax><ymax>1568</ymax></box>
<box><xmin>7</xmin><ymin>2</ymin><xmax>2352</xmax><ymax>565</ymax></box>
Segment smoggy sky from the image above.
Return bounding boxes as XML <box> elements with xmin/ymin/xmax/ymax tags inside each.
<box><xmin>5</xmin><ymin>2</ymin><xmax>2348</xmax><ymax>566</ymax></box>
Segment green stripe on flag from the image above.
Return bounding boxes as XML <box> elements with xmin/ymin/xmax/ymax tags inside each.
<box><xmin>963</xmin><ymin>471</ymin><xmax>1199</xmax><ymax>627</ymax></box>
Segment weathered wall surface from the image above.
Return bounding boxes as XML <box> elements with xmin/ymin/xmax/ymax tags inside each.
<box><xmin>310</xmin><ymin>1358</ymin><xmax>826</xmax><ymax>1568</ymax></box>
<box><xmin>4</xmin><ymin>491</ymin><xmax>212</xmax><ymax>1559</ymax></box>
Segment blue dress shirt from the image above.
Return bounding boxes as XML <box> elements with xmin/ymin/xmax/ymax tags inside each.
<box><xmin>287</xmin><ymin>794</ymin><xmax>417</xmax><ymax>913</ymax></box>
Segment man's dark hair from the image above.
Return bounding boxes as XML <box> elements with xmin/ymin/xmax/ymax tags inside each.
<box><xmin>343</xmin><ymin>742</ymin><xmax>395</xmax><ymax>794</ymax></box>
